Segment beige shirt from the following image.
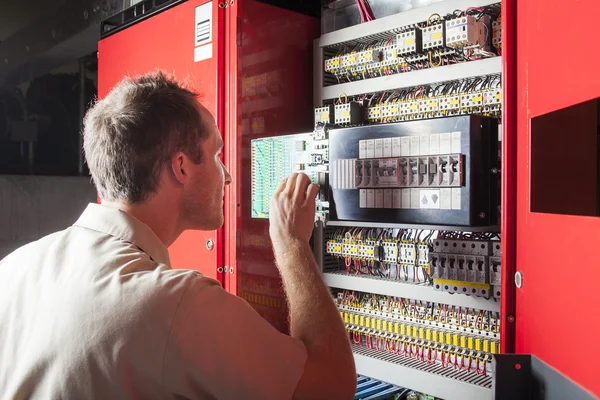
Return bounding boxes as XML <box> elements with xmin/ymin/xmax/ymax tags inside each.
<box><xmin>0</xmin><ymin>203</ymin><xmax>307</xmax><ymax>399</ymax></box>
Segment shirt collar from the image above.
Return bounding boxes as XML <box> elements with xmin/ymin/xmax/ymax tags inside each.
<box><xmin>73</xmin><ymin>203</ymin><xmax>171</xmax><ymax>266</ymax></box>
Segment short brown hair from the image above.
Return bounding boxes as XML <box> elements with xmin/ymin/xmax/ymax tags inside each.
<box><xmin>83</xmin><ymin>71</ymin><xmax>207</xmax><ymax>203</ymax></box>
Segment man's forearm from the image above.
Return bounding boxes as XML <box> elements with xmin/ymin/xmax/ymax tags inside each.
<box><xmin>274</xmin><ymin>240</ymin><xmax>355</xmax><ymax>393</ymax></box>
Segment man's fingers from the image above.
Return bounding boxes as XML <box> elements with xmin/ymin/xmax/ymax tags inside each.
<box><xmin>305</xmin><ymin>183</ymin><xmax>320</xmax><ymax>205</ymax></box>
<box><xmin>293</xmin><ymin>173</ymin><xmax>311</xmax><ymax>200</ymax></box>
<box><xmin>274</xmin><ymin>177</ymin><xmax>288</xmax><ymax>195</ymax></box>
<box><xmin>285</xmin><ymin>173</ymin><xmax>299</xmax><ymax>195</ymax></box>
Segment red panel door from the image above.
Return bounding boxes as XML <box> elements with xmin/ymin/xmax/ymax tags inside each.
<box><xmin>515</xmin><ymin>0</ymin><xmax>600</xmax><ymax>396</ymax></box>
<box><xmin>98</xmin><ymin>0</ymin><xmax>225</xmax><ymax>281</ymax></box>
<box><xmin>223</xmin><ymin>0</ymin><xmax>319</xmax><ymax>332</ymax></box>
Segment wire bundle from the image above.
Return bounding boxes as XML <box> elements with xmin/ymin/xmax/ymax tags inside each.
<box><xmin>355</xmin><ymin>0</ymin><xmax>375</xmax><ymax>23</ymax></box>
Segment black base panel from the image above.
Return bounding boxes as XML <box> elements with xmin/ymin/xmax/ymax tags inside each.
<box><xmin>492</xmin><ymin>354</ymin><xmax>597</xmax><ymax>400</ymax></box>
<box><xmin>328</xmin><ymin>115</ymin><xmax>499</xmax><ymax>226</ymax></box>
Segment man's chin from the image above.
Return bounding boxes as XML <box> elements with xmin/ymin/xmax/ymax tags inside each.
<box><xmin>191</xmin><ymin>217</ymin><xmax>224</xmax><ymax>231</ymax></box>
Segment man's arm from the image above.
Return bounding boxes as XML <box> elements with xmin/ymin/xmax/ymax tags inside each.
<box><xmin>269</xmin><ymin>173</ymin><xmax>356</xmax><ymax>400</ymax></box>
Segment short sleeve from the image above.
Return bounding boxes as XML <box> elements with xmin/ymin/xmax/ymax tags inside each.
<box><xmin>162</xmin><ymin>275</ymin><xmax>307</xmax><ymax>400</ymax></box>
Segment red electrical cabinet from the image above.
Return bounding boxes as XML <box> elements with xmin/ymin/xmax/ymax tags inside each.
<box><xmin>98</xmin><ymin>0</ymin><xmax>600</xmax><ymax>397</ymax></box>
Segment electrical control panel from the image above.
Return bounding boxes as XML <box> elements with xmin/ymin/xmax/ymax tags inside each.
<box><xmin>257</xmin><ymin>2</ymin><xmax>506</xmax><ymax>398</ymax></box>
<box><xmin>251</xmin><ymin>132</ymin><xmax>329</xmax><ymax>219</ymax></box>
<box><xmin>328</xmin><ymin>115</ymin><xmax>499</xmax><ymax>226</ymax></box>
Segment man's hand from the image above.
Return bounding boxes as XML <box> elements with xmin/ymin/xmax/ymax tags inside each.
<box><xmin>269</xmin><ymin>173</ymin><xmax>319</xmax><ymax>251</ymax></box>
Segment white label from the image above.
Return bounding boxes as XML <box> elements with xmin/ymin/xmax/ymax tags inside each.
<box><xmin>383</xmin><ymin>188</ymin><xmax>393</xmax><ymax>208</ymax></box>
<box><xmin>374</xmin><ymin>139</ymin><xmax>384</xmax><ymax>158</ymax></box>
<box><xmin>194</xmin><ymin>42</ymin><xmax>213</xmax><ymax>62</ymax></box>
<box><xmin>383</xmin><ymin>138</ymin><xmax>392</xmax><ymax>158</ymax></box>
<box><xmin>375</xmin><ymin>189</ymin><xmax>384</xmax><ymax>208</ymax></box>
<box><xmin>366</xmin><ymin>140</ymin><xmax>375</xmax><ymax>159</ymax></box>
<box><xmin>430</xmin><ymin>134</ymin><xmax>440</xmax><ymax>155</ymax></box>
<box><xmin>360</xmin><ymin>189</ymin><xmax>367</xmax><ymax>208</ymax></box>
<box><xmin>419</xmin><ymin>134</ymin><xmax>430</xmax><ymax>156</ymax></box>
<box><xmin>400</xmin><ymin>137</ymin><xmax>410</xmax><ymax>156</ymax></box>
<box><xmin>392</xmin><ymin>137</ymin><xmax>402</xmax><ymax>157</ymax></box>
<box><xmin>195</xmin><ymin>2</ymin><xmax>213</xmax><ymax>47</ymax></box>
<box><xmin>401</xmin><ymin>189</ymin><xmax>411</xmax><ymax>209</ymax></box>
<box><xmin>366</xmin><ymin>189</ymin><xmax>375</xmax><ymax>208</ymax></box>
<box><xmin>440</xmin><ymin>132</ymin><xmax>452</xmax><ymax>154</ymax></box>
<box><xmin>410</xmin><ymin>188</ymin><xmax>420</xmax><ymax>209</ymax></box>
<box><xmin>440</xmin><ymin>188</ymin><xmax>452</xmax><ymax>210</ymax></box>
<box><xmin>359</xmin><ymin>140</ymin><xmax>367</xmax><ymax>159</ymax></box>
<box><xmin>451</xmin><ymin>131</ymin><xmax>462</xmax><ymax>153</ymax></box>
<box><xmin>393</xmin><ymin>189</ymin><xmax>402</xmax><ymax>208</ymax></box>
<box><xmin>452</xmin><ymin>188</ymin><xmax>462</xmax><ymax>210</ymax></box>
<box><xmin>419</xmin><ymin>189</ymin><xmax>441</xmax><ymax>209</ymax></box>
<box><xmin>410</xmin><ymin>136</ymin><xmax>420</xmax><ymax>156</ymax></box>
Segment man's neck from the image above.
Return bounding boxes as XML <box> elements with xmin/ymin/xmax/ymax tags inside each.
<box><xmin>102</xmin><ymin>198</ymin><xmax>181</xmax><ymax>248</ymax></box>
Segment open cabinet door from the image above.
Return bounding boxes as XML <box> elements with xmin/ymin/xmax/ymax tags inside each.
<box><xmin>223</xmin><ymin>0</ymin><xmax>319</xmax><ymax>332</ymax></box>
<box><xmin>98</xmin><ymin>0</ymin><xmax>225</xmax><ymax>280</ymax></box>
<box><xmin>516</xmin><ymin>0</ymin><xmax>600</xmax><ymax>397</ymax></box>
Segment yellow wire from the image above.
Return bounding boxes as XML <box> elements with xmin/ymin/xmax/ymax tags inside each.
<box><xmin>427</xmin><ymin>13</ymin><xmax>441</xmax><ymax>25</ymax></box>
<box><xmin>338</xmin><ymin>92</ymin><xmax>348</xmax><ymax>104</ymax></box>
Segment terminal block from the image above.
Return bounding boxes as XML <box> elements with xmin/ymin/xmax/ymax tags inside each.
<box><xmin>422</xmin><ymin>23</ymin><xmax>445</xmax><ymax>50</ymax></box>
<box><xmin>445</xmin><ymin>15</ymin><xmax>491</xmax><ymax>50</ymax></box>
<box><xmin>314</xmin><ymin>105</ymin><xmax>334</xmax><ymax>126</ymax></box>
<box><xmin>334</xmin><ymin>102</ymin><xmax>364</xmax><ymax>125</ymax></box>
<box><xmin>324</xmin><ymin>56</ymin><xmax>340</xmax><ymax>74</ymax></box>
<box><xmin>396</xmin><ymin>29</ymin><xmax>423</xmax><ymax>56</ymax></box>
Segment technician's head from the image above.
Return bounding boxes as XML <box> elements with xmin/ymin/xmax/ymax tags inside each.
<box><xmin>83</xmin><ymin>71</ymin><xmax>231</xmax><ymax>231</ymax></box>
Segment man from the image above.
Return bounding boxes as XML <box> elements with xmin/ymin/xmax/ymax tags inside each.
<box><xmin>0</xmin><ymin>72</ymin><xmax>355</xmax><ymax>399</ymax></box>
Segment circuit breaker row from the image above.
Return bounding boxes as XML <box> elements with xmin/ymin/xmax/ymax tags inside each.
<box><xmin>326</xmin><ymin>239</ymin><xmax>429</xmax><ymax>266</ymax></box>
<box><xmin>324</xmin><ymin>12</ymin><xmax>499</xmax><ymax>78</ymax></box>
<box><xmin>431</xmin><ymin>239</ymin><xmax>502</xmax><ymax>299</ymax></box>
<box><xmin>367</xmin><ymin>88</ymin><xmax>502</xmax><ymax>123</ymax></box>
<box><xmin>315</xmin><ymin>86</ymin><xmax>502</xmax><ymax>127</ymax></box>
<box><xmin>354</xmin><ymin>155</ymin><xmax>463</xmax><ymax>188</ymax></box>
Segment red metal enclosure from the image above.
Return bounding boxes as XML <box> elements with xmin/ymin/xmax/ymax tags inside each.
<box><xmin>514</xmin><ymin>0</ymin><xmax>600</xmax><ymax>396</ymax></box>
<box><xmin>98</xmin><ymin>0</ymin><xmax>225</xmax><ymax>280</ymax></box>
<box><xmin>96</xmin><ymin>0</ymin><xmax>600</xmax><ymax>395</ymax></box>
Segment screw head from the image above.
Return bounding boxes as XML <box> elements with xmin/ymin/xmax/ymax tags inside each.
<box><xmin>206</xmin><ymin>239</ymin><xmax>214</xmax><ymax>251</ymax></box>
<box><xmin>515</xmin><ymin>271</ymin><xmax>523</xmax><ymax>288</ymax></box>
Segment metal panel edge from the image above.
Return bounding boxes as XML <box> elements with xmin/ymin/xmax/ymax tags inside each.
<box><xmin>313</xmin><ymin>38</ymin><xmax>323</xmax><ymax>107</ymax></box>
<box><xmin>323</xmin><ymin>273</ymin><xmax>501</xmax><ymax>312</ymax></box>
<box><xmin>321</xmin><ymin>57</ymin><xmax>502</xmax><ymax>101</ymax></box>
<box><xmin>354</xmin><ymin>352</ymin><xmax>492</xmax><ymax>400</ymax></box>
<box><xmin>319</xmin><ymin>0</ymin><xmax>500</xmax><ymax>48</ymax></box>
<box><xmin>326</xmin><ymin>220</ymin><xmax>500</xmax><ymax>233</ymax></box>
<box><xmin>500</xmin><ymin>0</ymin><xmax>516</xmax><ymax>354</ymax></box>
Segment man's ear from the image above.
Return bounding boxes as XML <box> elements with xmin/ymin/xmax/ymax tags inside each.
<box><xmin>171</xmin><ymin>152</ymin><xmax>188</xmax><ymax>185</ymax></box>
